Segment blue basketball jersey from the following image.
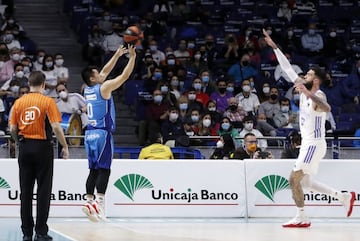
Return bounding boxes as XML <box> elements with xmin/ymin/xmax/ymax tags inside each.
<box><xmin>84</xmin><ymin>84</ymin><xmax>115</xmax><ymax>132</ymax></box>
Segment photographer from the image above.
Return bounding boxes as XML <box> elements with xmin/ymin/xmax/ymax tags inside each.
<box><xmin>232</xmin><ymin>133</ymin><xmax>273</xmax><ymax>160</ymax></box>
<box><xmin>281</xmin><ymin>130</ymin><xmax>301</xmax><ymax>159</ymax></box>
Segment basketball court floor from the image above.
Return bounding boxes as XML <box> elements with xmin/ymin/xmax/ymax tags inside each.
<box><xmin>2</xmin><ymin>217</ymin><xmax>360</xmax><ymax>241</ymax></box>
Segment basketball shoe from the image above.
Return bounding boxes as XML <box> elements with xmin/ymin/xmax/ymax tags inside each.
<box><xmin>95</xmin><ymin>200</ymin><xmax>109</xmax><ymax>222</ymax></box>
<box><xmin>282</xmin><ymin>215</ymin><xmax>311</xmax><ymax>228</ymax></box>
<box><xmin>341</xmin><ymin>192</ymin><xmax>356</xmax><ymax>217</ymax></box>
<box><xmin>82</xmin><ymin>201</ymin><xmax>99</xmax><ymax>222</ymax></box>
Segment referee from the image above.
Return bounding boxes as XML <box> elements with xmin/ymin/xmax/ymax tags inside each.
<box><xmin>9</xmin><ymin>71</ymin><xmax>69</xmax><ymax>241</ymax></box>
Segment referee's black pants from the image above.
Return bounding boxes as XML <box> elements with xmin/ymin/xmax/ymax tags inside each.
<box><xmin>18</xmin><ymin>139</ymin><xmax>54</xmax><ymax>236</ymax></box>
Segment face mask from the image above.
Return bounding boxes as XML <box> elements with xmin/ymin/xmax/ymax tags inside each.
<box><xmin>171</xmin><ymin>79</ymin><xmax>179</xmax><ymax>87</ymax></box>
<box><xmin>154</xmin><ymin>72</ymin><xmax>162</xmax><ymax>80</ymax></box>
<box><xmin>160</xmin><ymin>85</ymin><xmax>168</xmax><ymax>93</ymax></box>
<box><xmin>167</xmin><ymin>59</ymin><xmax>175</xmax><ymax>65</ymax></box>
<box><xmin>244</xmin><ymin>123</ymin><xmax>253</xmax><ymax>131</ymax></box>
<box><xmin>187</xmin><ymin>43</ymin><xmax>195</xmax><ymax>49</ymax></box>
<box><xmin>293</xmin><ymin>94</ymin><xmax>300</xmax><ymax>101</ymax></box>
<box><xmin>247</xmin><ymin>143</ymin><xmax>257</xmax><ymax>152</ymax></box>
<box><xmin>179</xmin><ymin>81</ymin><xmax>184</xmax><ymax>88</ymax></box>
<box><xmin>266</xmin><ymin>30</ymin><xmax>272</xmax><ymax>35</ymax></box>
<box><xmin>4</xmin><ymin>34</ymin><xmax>14</xmax><ymax>42</ymax></box>
<box><xmin>242</xmin><ymin>85</ymin><xmax>251</xmax><ymax>92</ymax></box>
<box><xmin>59</xmin><ymin>91</ymin><xmax>68</xmax><ymax>99</ymax></box>
<box><xmin>281</xmin><ymin>106</ymin><xmax>289</xmax><ymax>113</ymax></box>
<box><xmin>203</xmin><ymin>119</ymin><xmax>211</xmax><ymax>127</ymax></box>
<box><xmin>104</xmin><ymin>16</ymin><xmax>110</xmax><ymax>21</ymax></box>
<box><xmin>0</xmin><ymin>61</ymin><xmax>4</xmax><ymax>69</ymax></box>
<box><xmin>169</xmin><ymin>113</ymin><xmax>179</xmax><ymax>121</ymax></box>
<box><xmin>154</xmin><ymin>95</ymin><xmax>163</xmax><ymax>103</ymax></box>
<box><xmin>55</xmin><ymin>59</ymin><xmax>64</xmax><ymax>66</ymax></box>
<box><xmin>188</xmin><ymin>93</ymin><xmax>196</xmax><ymax>100</ymax></box>
<box><xmin>201</xmin><ymin>76</ymin><xmax>209</xmax><ymax>83</ymax></box>
<box><xmin>263</xmin><ymin>86</ymin><xmax>270</xmax><ymax>94</ymax></box>
<box><xmin>226</xmin><ymin>86</ymin><xmax>234</xmax><ymax>93</ymax></box>
<box><xmin>191</xmin><ymin>115</ymin><xmax>199</xmax><ymax>122</ymax></box>
<box><xmin>221</xmin><ymin>122</ymin><xmax>230</xmax><ymax>130</ymax></box>
<box><xmin>308</xmin><ymin>29</ymin><xmax>315</xmax><ymax>35</ymax></box>
<box><xmin>123</xmin><ymin>20</ymin><xmax>128</xmax><ymax>25</ymax></box>
<box><xmin>329</xmin><ymin>31</ymin><xmax>337</xmax><ymax>37</ymax></box>
<box><xmin>216</xmin><ymin>140</ymin><xmax>224</xmax><ymax>148</ymax></box>
<box><xmin>194</xmin><ymin>54</ymin><xmax>201</xmax><ymax>60</ymax></box>
<box><xmin>150</xmin><ymin>45</ymin><xmax>157</xmax><ymax>51</ymax></box>
<box><xmin>15</xmin><ymin>70</ymin><xmax>24</xmax><ymax>78</ymax></box>
<box><xmin>208</xmin><ymin>107</ymin><xmax>216</xmax><ymax>112</ymax></box>
<box><xmin>45</xmin><ymin>61</ymin><xmax>53</xmax><ymax>68</ymax></box>
<box><xmin>242</xmin><ymin>60</ymin><xmax>249</xmax><ymax>66</ymax></box>
<box><xmin>270</xmin><ymin>94</ymin><xmax>278</xmax><ymax>100</ymax></box>
<box><xmin>37</xmin><ymin>56</ymin><xmax>44</xmax><ymax>63</ymax></box>
<box><xmin>194</xmin><ymin>83</ymin><xmax>202</xmax><ymax>90</ymax></box>
<box><xmin>288</xmin><ymin>30</ymin><xmax>293</xmax><ymax>37</ymax></box>
<box><xmin>179</xmin><ymin>103</ymin><xmax>188</xmax><ymax>110</ymax></box>
<box><xmin>218</xmin><ymin>87</ymin><xmax>226</xmax><ymax>94</ymax></box>
<box><xmin>229</xmin><ymin>105</ymin><xmax>238</xmax><ymax>112</ymax></box>
<box><xmin>10</xmin><ymin>85</ymin><xmax>19</xmax><ymax>93</ymax></box>
<box><xmin>23</xmin><ymin>66</ymin><xmax>30</xmax><ymax>74</ymax></box>
<box><xmin>12</xmin><ymin>53</ymin><xmax>20</xmax><ymax>61</ymax></box>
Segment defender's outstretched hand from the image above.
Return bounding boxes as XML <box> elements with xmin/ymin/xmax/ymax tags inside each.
<box><xmin>116</xmin><ymin>45</ymin><xmax>128</xmax><ymax>57</ymax></box>
<box><xmin>262</xmin><ymin>29</ymin><xmax>277</xmax><ymax>49</ymax></box>
<box><xmin>127</xmin><ymin>44</ymin><xmax>136</xmax><ymax>58</ymax></box>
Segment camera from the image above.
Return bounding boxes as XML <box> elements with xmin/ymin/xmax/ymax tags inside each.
<box><xmin>258</xmin><ymin>151</ymin><xmax>270</xmax><ymax>159</ymax></box>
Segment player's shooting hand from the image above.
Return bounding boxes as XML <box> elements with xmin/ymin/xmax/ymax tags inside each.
<box><xmin>262</xmin><ymin>29</ymin><xmax>277</xmax><ymax>49</ymax></box>
<box><xmin>116</xmin><ymin>45</ymin><xmax>128</xmax><ymax>56</ymax></box>
<box><xmin>127</xmin><ymin>44</ymin><xmax>137</xmax><ymax>58</ymax></box>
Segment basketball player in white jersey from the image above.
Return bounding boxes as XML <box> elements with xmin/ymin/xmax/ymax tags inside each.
<box><xmin>263</xmin><ymin>29</ymin><xmax>355</xmax><ymax>228</ymax></box>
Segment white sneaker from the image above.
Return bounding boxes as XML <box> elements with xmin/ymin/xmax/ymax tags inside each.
<box><xmin>341</xmin><ymin>192</ymin><xmax>356</xmax><ymax>217</ymax></box>
<box><xmin>82</xmin><ymin>201</ymin><xmax>99</xmax><ymax>222</ymax></box>
<box><xmin>282</xmin><ymin>216</ymin><xmax>311</xmax><ymax>228</ymax></box>
<box><xmin>94</xmin><ymin>201</ymin><xmax>109</xmax><ymax>222</ymax></box>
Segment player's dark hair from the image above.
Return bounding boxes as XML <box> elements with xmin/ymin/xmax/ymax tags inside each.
<box><xmin>28</xmin><ymin>71</ymin><xmax>45</xmax><ymax>87</ymax></box>
<box><xmin>81</xmin><ymin>65</ymin><xmax>98</xmax><ymax>86</ymax></box>
<box><xmin>311</xmin><ymin>66</ymin><xmax>326</xmax><ymax>84</ymax></box>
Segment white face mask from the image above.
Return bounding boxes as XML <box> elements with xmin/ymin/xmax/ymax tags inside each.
<box><xmin>242</xmin><ymin>85</ymin><xmax>251</xmax><ymax>92</ymax></box>
<box><xmin>329</xmin><ymin>31</ymin><xmax>337</xmax><ymax>37</ymax></box>
<box><xmin>169</xmin><ymin>112</ymin><xmax>179</xmax><ymax>121</ymax></box>
<box><xmin>244</xmin><ymin>123</ymin><xmax>253</xmax><ymax>131</ymax></box>
<box><xmin>203</xmin><ymin>119</ymin><xmax>211</xmax><ymax>127</ymax></box>
<box><xmin>216</xmin><ymin>140</ymin><xmax>224</xmax><ymax>148</ymax></box>
<box><xmin>188</xmin><ymin>93</ymin><xmax>196</xmax><ymax>100</ymax></box>
<box><xmin>37</xmin><ymin>56</ymin><xmax>44</xmax><ymax>63</ymax></box>
<box><xmin>15</xmin><ymin>70</ymin><xmax>24</xmax><ymax>78</ymax></box>
<box><xmin>12</xmin><ymin>53</ymin><xmax>20</xmax><ymax>61</ymax></box>
<box><xmin>263</xmin><ymin>86</ymin><xmax>270</xmax><ymax>94</ymax></box>
<box><xmin>0</xmin><ymin>61</ymin><xmax>4</xmax><ymax>69</ymax></box>
<box><xmin>281</xmin><ymin>106</ymin><xmax>289</xmax><ymax>113</ymax></box>
<box><xmin>59</xmin><ymin>91</ymin><xmax>68</xmax><ymax>99</ymax></box>
<box><xmin>194</xmin><ymin>54</ymin><xmax>201</xmax><ymax>60</ymax></box>
<box><xmin>55</xmin><ymin>59</ymin><xmax>64</xmax><ymax>66</ymax></box>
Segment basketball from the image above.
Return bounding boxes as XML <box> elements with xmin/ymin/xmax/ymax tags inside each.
<box><xmin>122</xmin><ymin>25</ymin><xmax>143</xmax><ymax>46</ymax></box>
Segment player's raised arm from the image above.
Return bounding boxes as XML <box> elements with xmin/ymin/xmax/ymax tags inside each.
<box><xmin>99</xmin><ymin>45</ymin><xmax>128</xmax><ymax>82</ymax></box>
<box><xmin>262</xmin><ymin>29</ymin><xmax>301</xmax><ymax>83</ymax></box>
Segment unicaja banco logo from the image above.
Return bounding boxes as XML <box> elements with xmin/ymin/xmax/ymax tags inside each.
<box><xmin>114</xmin><ymin>174</ymin><xmax>153</xmax><ymax>201</ymax></box>
<box><xmin>0</xmin><ymin>177</ymin><xmax>11</xmax><ymax>189</ymax></box>
<box><xmin>255</xmin><ymin>175</ymin><xmax>289</xmax><ymax>202</ymax></box>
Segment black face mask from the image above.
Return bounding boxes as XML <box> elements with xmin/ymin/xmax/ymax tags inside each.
<box><xmin>242</xmin><ymin>61</ymin><xmax>249</xmax><ymax>66</ymax></box>
<box><xmin>270</xmin><ymin>94</ymin><xmax>278</xmax><ymax>100</ymax></box>
<box><xmin>304</xmin><ymin>81</ymin><xmax>313</xmax><ymax>90</ymax></box>
<box><xmin>218</xmin><ymin>87</ymin><xmax>226</xmax><ymax>94</ymax></box>
<box><xmin>229</xmin><ymin>105</ymin><xmax>237</xmax><ymax>111</ymax></box>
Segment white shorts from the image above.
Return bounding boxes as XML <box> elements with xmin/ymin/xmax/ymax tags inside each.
<box><xmin>293</xmin><ymin>139</ymin><xmax>327</xmax><ymax>175</ymax></box>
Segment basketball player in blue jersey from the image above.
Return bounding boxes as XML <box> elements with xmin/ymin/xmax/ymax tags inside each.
<box><xmin>80</xmin><ymin>45</ymin><xmax>136</xmax><ymax>222</ymax></box>
<box><xmin>263</xmin><ymin>29</ymin><xmax>355</xmax><ymax>228</ymax></box>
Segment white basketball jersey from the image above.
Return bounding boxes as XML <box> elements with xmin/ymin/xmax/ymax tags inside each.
<box><xmin>299</xmin><ymin>90</ymin><xmax>326</xmax><ymax>140</ymax></box>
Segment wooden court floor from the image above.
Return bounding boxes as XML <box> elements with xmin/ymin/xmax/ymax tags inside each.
<box><xmin>2</xmin><ymin>217</ymin><xmax>360</xmax><ymax>241</ymax></box>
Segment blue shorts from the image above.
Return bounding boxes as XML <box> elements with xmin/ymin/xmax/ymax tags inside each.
<box><xmin>84</xmin><ymin>129</ymin><xmax>113</xmax><ymax>169</ymax></box>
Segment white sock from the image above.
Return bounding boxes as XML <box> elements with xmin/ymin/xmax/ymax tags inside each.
<box><xmin>86</xmin><ymin>194</ymin><xmax>94</xmax><ymax>203</ymax></box>
<box><xmin>296</xmin><ymin>207</ymin><xmax>305</xmax><ymax>217</ymax></box>
<box><xmin>96</xmin><ymin>193</ymin><xmax>105</xmax><ymax>204</ymax></box>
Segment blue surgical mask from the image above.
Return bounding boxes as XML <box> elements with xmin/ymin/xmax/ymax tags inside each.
<box><xmin>226</xmin><ymin>86</ymin><xmax>234</xmax><ymax>93</ymax></box>
<box><xmin>154</xmin><ymin>72</ymin><xmax>162</xmax><ymax>80</ymax></box>
<box><xmin>179</xmin><ymin>103</ymin><xmax>188</xmax><ymax>110</ymax></box>
<box><xmin>160</xmin><ymin>86</ymin><xmax>168</xmax><ymax>93</ymax></box>
<box><xmin>308</xmin><ymin>29</ymin><xmax>315</xmax><ymax>35</ymax></box>
<box><xmin>201</xmin><ymin>76</ymin><xmax>209</xmax><ymax>83</ymax></box>
<box><xmin>154</xmin><ymin>95</ymin><xmax>163</xmax><ymax>103</ymax></box>
<box><xmin>167</xmin><ymin>59</ymin><xmax>175</xmax><ymax>65</ymax></box>
<box><xmin>221</xmin><ymin>122</ymin><xmax>230</xmax><ymax>130</ymax></box>
<box><xmin>194</xmin><ymin>83</ymin><xmax>202</xmax><ymax>90</ymax></box>
<box><xmin>293</xmin><ymin>94</ymin><xmax>300</xmax><ymax>101</ymax></box>
<box><xmin>191</xmin><ymin>115</ymin><xmax>199</xmax><ymax>122</ymax></box>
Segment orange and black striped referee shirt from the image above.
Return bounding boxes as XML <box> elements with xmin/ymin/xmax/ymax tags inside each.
<box><xmin>9</xmin><ymin>93</ymin><xmax>62</xmax><ymax>140</ymax></box>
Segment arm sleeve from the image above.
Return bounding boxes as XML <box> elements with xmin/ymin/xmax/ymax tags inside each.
<box><xmin>273</xmin><ymin>48</ymin><xmax>299</xmax><ymax>83</ymax></box>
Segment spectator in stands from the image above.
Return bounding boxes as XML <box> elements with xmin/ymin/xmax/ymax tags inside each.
<box><xmin>321</xmin><ymin>72</ymin><xmax>347</xmax><ymax>112</ymax></box>
<box><xmin>206</xmin><ymin>99</ymin><xmax>222</xmax><ymax>124</ymax></box>
<box><xmin>203</xmin><ymin>34</ymin><xmax>219</xmax><ymax>71</ymax></box>
<box><xmin>161</xmin><ymin>105</ymin><xmax>187</xmax><ymax>145</ymax></box>
<box><xmin>258</xmin><ymin>82</ymin><xmax>271</xmax><ymax>103</ymax></box>
<box><xmin>226</xmin><ymin>81</ymin><xmax>235</xmax><ymax>95</ymax></box>
<box><xmin>258</xmin><ymin>86</ymin><xmax>281</xmax><ymax>127</ymax></box>
<box><xmin>157</xmin><ymin>80</ymin><xmax>177</xmax><ymax>106</ymax></box>
<box><xmin>288</xmin><ymin>87</ymin><xmax>300</xmax><ymax>113</ymax></box>
<box><xmin>137</xmin><ymin>89</ymin><xmax>170</xmax><ymax>146</ymax></box>
<box><xmin>186</xmin><ymin>87</ymin><xmax>203</xmax><ymax>113</ymax></box>
<box><xmin>171</xmin><ymin>0</ymin><xmax>191</xmax><ymax>21</ymax></box>
<box><xmin>102</xmin><ymin>22</ymin><xmax>124</xmax><ymax>64</ymax></box>
<box><xmin>169</xmin><ymin>75</ymin><xmax>181</xmax><ymax>99</ymax></box>
<box><xmin>274</xmin><ymin>52</ymin><xmax>303</xmax><ymax>89</ymax></box>
<box><xmin>239</xmin><ymin>116</ymin><xmax>268</xmax><ymax>151</ymax></box>
<box><xmin>256</xmin><ymin>112</ymin><xmax>278</xmax><ymax>138</ymax></box>
<box><xmin>323</xmin><ymin>25</ymin><xmax>347</xmax><ymax>62</ymax></box>
<box><xmin>54</xmin><ymin>53</ymin><xmax>69</xmax><ymax>84</ymax></box>
<box><xmin>218</xmin><ymin>116</ymin><xmax>240</xmax><ymax>148</ymax></box>
<box><xmin>148</xmin><ymin>39</ymin><xmax>166</xmax><ymax>66</ymax></box>
<box><xmin>300</xmin><ymin>22</ymin><xmax>324</xmax><ymax>58</ymax></box>
<box><xmin>281</xmin><ymin>130</ymin><xmax>301</xmax><ymax>159</ymax></box>
<box><xmin>86</xmin><ymin>23</ymin><xmax>104</xmax><ymax>66</ymax></box>
<box><xmin>20</xmin><ymin>56</ymin><xmax>32</xmax><ymax>78</ymax></box>
<box><xmin>273</xmin><ymin>97</ymin><xmax>299</xmax><ymax>130</ymax></box>
<box><xmin>55</xmin><ymin>83</ymin><xmax>87</xmax><ymax>129</ymax></box>
<box><xmin>0</xmin><ymin>43</ymin><xmax>9</xmax><ymax>71</ymax></box>
<box><xmin>279</xmin><ymin>25</ymin><xmax>302</xmax><ymax>54</ymax></box>
<box><xmin>223</xmin><ymin>96</ymin><xmax>247</xmax><ymax>131</ymax></box>
<box><xmin>221</xmin><ymin>33</ymin><xmax>240</xmax><ymax>68</ymax></box>
<box><xmin>341</xmin><ymin>59</ymin><xmax>360</xmax><ymax>112</ymax></box>
<box><xmin>210</xmin><ymin>133</ymin><xmax>236</xmax><ymax>159</ymax></box>
<box><xmin>2</xmin><ymin>27</ymin><xmax>21</xmax><ymax>50</ymax></box>
<box><xmin>210</xmin><ymin>78</ymin><xmax>233</xmax><ymax>114</ymax></box>
<box><xmin>277</xmin><ymin>0</ymin><xmax>293</xmax><ymax>22</ymax></box>
<box><xmin>237</xmin><ymin>25</ymin><xmax>258</xmax><ymax>53</ymax></box>
<box><xmin>191</xmin><ymin>77</ymin><xmax>209</xmax><ymax>107</ymax></box>
<box><xmin>41</xmin><ymin>54</ymin><xmax>57</xmax><ymax>98</ymax></box>
<box><xmin>138</xmin><ymin>131</ymin><xmax>174</xmax><ymax>159</ymax></box>
<box><xmin>162</xmin><ymin>52</ymin><xmax>181</xmax><ymax>78</ymax></box>
<box><xmin>1</xmin><ymin>16</ymin><xmax>24</xmax><ymax>32</ymax></box>
<box><xmin>235</xmin><ymin>79</ymin><xmax>260</xmax><ymax>117</ymax></box>
<box><xmin>32</xmin><ymin>49</ymin><xmax>46</xmax><ymax>71</ymax></box>
<box><xmin>0</xmin><ymin>46</ymin><xmax>20</xmax><ymax>84</ymax></box>
<box><xmin>227</xmin><ymin>53</ymin><xmax>258</xmax><ymax>94</ymax></box>
<box><xmin>199</xmin><ymin>69</ymin><xmax>216</xmax><ymax>95</ymax></box>
<box><xmin>184</xmin><ymin>108</ymin><xmax>201</xmax><ymax>137</ymax></box>
<box><xmin>0</xmin><ymin>63</ymin><xmax>28</xmax><ymax>102</ymax></box>
<box><xmin>177</xmin><ymin>94</ymin><xmax>189</xmax><ymax>122</ymax></box>
<box><xmin>174</xmin><ymin>39</ymin><xmax>190</xmax><ymax>65</ymax></box>
<box><xmin>232</xmin><ymin>133</ymin><xmax>273</xmax><ymax>160</ymax></box>
<box><xmin>144</xmin><ymin>65</ymin><xmax>165</xmax><ymax>93</ymax></box>
<box><xmin>97</xmin><ymin>11</ymin><xmax>113</xmax><ymax>34</ymax></box>
<box><xmin>187</xmin><ymin>49</ymin><xmax>208</xmax><ymax>76</ymax></box>
<box><xmin>259</xmin><ymin>29</ymin><xmax>279</xmax><ymax>63</ymax></box>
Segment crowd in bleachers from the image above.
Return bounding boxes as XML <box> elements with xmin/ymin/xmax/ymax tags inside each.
<box><xmin>67</xmin><ymin>0</ymin><xmax>360</xmax><ymax>151</ymax></box>
<box><xmin>1</xmin><ymin>0</ymin><xmax>360</xmax><ymax>156</ymax></box>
